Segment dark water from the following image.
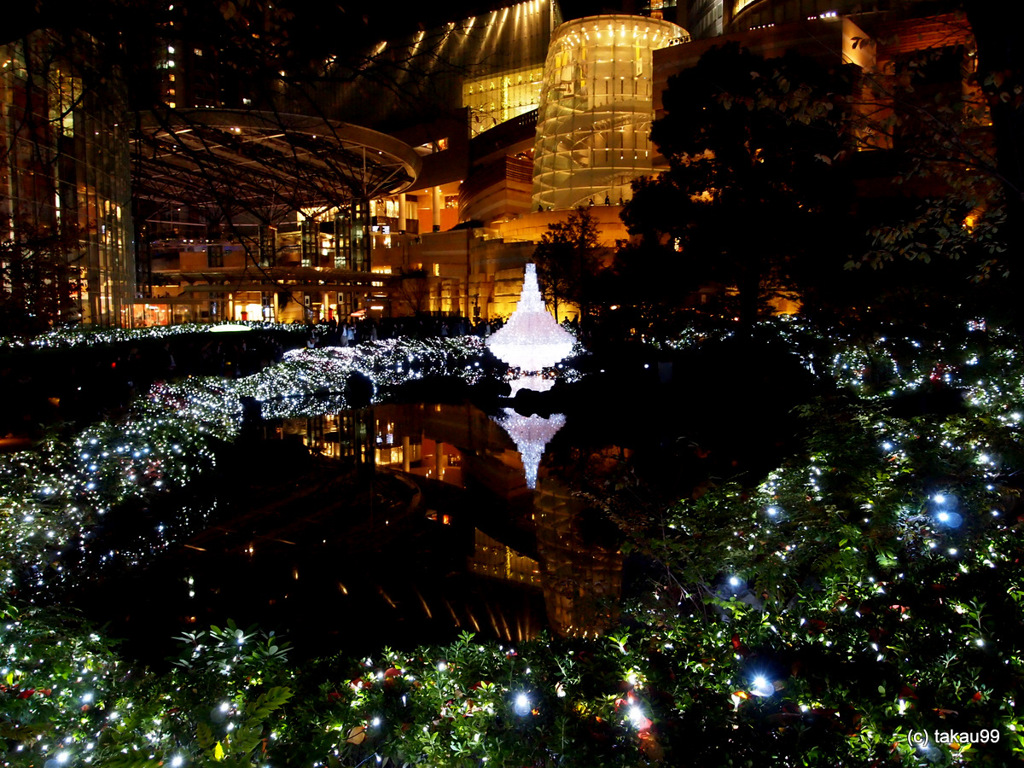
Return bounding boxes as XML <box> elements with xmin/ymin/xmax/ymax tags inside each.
<box><xmin>61</xmin><ymin>340</ymin><xmax>812</xmax><ymax>666</ymax></box>
<box><xmin>66</xmin><ymin>400</ymin><xmax>627</xmax><ymax>664</ymax></box>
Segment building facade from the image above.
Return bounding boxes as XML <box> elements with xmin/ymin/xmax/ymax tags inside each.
<box><xmin>128</xmin><ymin>0</ymin><xmax>972</xmax><ymax>327</ymax></box>
<box><xmin>1</xmin><ymin>30</ymin><xmax>135</xmax><ymax>330</ymax></box>
<box><xmin>532</xmin><ymin>15</ymin><xmax>685</xmax><ymax>211</ymax></box>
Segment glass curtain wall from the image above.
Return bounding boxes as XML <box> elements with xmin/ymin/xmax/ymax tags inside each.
<box><xmin>464</xmin><ymin>64</ymin><xmax>546</xmax><ymax>137</ymax></box>
<box><xmin>0</xmin><ymin>31</ymin><xmax>134</xmax><ymax>329</ymax></box>
<box><xmin>532</xmin><ymin>15</ymin><xmax>684</xmax><ymax>211</ymax></box>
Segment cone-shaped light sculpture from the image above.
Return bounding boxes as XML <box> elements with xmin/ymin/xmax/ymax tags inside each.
<box><xmin>487</xmin><ymin>264</ymin><xmax>576</xmax><ymax>373</ymax></box>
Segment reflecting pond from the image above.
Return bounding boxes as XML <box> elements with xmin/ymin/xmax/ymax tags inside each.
<box><xmin>68</xmin><ymin>400</ymin><xmax>624</xmax><ymax>663</ymax></box>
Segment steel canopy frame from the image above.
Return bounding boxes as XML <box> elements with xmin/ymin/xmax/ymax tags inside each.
<box><xmin>131</xmin><ymin>108</ymin><xmax>422</xmax><ymax>219</ymax></box>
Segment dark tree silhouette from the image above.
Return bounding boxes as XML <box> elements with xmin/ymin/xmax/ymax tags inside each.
<box><xmin>623</xmin><ymin>44</ymin><xmax>855</xmax><ymax>330</ymax></box>
<box><xmin>531</xmin><ymin>207</ymin><xmax>602</xmax><ymax>325</ymax></box>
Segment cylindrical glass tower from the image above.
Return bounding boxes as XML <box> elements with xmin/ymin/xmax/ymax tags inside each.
<box><xmin>532</xmin><ymin>15</ymin><xmax>685</xmax><ymax>211</ymax></box>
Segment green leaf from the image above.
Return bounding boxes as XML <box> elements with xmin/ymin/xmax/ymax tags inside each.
<box><xmin>197</xmin><ymin>721</ymin><xmax>215</xmax><ymax>750</ymax></box>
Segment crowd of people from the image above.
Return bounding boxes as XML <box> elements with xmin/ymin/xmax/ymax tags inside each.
<box><xmin>302</xmin><ymin>314</ymin><xmax>503</xmax><ymax>348</ymax></box>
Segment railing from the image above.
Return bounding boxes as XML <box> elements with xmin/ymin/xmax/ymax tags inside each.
<box><xmin>469</xmin><ymin>109</ymin><xmax>539</xmax><ymax>160</ymax></box>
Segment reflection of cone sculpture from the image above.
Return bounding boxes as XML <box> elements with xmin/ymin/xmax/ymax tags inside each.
<box><xmin>487</xmin><ymin>264</ymin><xmax>576</xmax><ymax>373</ymax></box>
<box><xmin>494</xmin><ymin>408</ymin><xmax>566</xmax><ymax>489</ymax></box>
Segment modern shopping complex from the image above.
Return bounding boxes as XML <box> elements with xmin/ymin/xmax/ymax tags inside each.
<box><xmin>2</xmin><ymin>0</ymin><xmax>973</xmax><ymax>327</ymax></box>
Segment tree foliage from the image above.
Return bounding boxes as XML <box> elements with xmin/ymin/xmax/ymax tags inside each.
<box><xmin>623</xmin><ymin>44</ymin><xmax>855</xmax><ymax>329</ymax></box>
<box><xmin>3</xmin><ymin>319</ymin><xmax>1024</xmax><ymax>764</ymax></box>
<box><xmin>848</xmin><ymin>24</ymin><xmax>1007</xmax><ymax>280</ymax></box>
<box><xmin>962</xmin><ymin>1</ymin><xmax>1024</xmax><ymax>276</ymax></box>
<box><xmin>532</xmin><ymin>206</ymin><xmax>602</xmax><ymax>325</ymax></box>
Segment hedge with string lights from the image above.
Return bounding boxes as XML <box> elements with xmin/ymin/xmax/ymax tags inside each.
<box><xmin>3</xmin><ymin>320</ymin><xmax>1024</xmax><ymax>766</ymax></box>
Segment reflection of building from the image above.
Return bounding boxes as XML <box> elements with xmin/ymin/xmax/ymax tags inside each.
<box><xmin>1</xmin><ymin>31</ymin><xmax>135</xmax><ymax>328</ymax></box>
<box><xmin>469</xmin><ymin>528</ymin><xmax>543</xmax><ymax>588</ymax></box>
<box><xmin>269</xmin><ymin>401</ymin><xmax>620</xmax><ymax>639</ymax></box>
<box><xmin>533</xmin><ymin>477</ymin><xmax>622</xmax><ymax>638</ymax></box>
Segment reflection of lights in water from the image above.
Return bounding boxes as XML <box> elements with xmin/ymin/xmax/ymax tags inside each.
<box><xmin>487</xmin><ymin>264</ymin><xmax>576</xmax><ymax>373</ymax></box>
<box><xmin>493</xmin><ymin>409</ymin><xmax>566</xmax><ymax>489</ymax></box>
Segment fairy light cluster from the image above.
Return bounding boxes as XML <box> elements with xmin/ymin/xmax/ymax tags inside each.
<box><xmin>0</xmin><ymin>321</ymin><xmax>301</xmax><ymax>351</ymax></box>
<box><xmin>626</xmin><ymin>315</ymin><xmax>1024</xmax><ymax>762</ymax></box>
<box><xmin>4</xmin><ymin>316</ymin><xmax>1024</xmax><ymax>765</ymax></box>
<box><xmin>0</xmin><ymin>335</ymin><xmax>498</xmax><ymax>595</ymax></box>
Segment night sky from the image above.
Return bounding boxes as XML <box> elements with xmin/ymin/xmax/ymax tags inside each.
<box><xmin>5</xmin><ymin>0</ymin><xmax>651</xmax><ymax>46</ymax></box>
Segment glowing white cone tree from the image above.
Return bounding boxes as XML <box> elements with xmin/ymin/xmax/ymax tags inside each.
<box><xmin>487</xmin><ymin>264</ymin><xmax>576</xmax><ymax>373</ymax></box>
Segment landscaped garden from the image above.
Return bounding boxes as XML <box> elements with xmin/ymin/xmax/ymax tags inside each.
<box><xmin>2</xmin><ymin>315</ymin><xmax>1023</xmax><ymax>767</ymax></box>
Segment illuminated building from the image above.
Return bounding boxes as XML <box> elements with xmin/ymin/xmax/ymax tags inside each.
<box><xmin>129</xmin><ymin>0</ymin><xmax>973</xmax><ymax>327</ymax></box>
<box><xmin>532</xmin><ymin>15</ymin><xmax>685</xmax><ymax>210</ymax></box>
<box><xmin>682</xmin><ymin>0</ymin><xmax>725</xmax><ymax>37</ymax></box>
<box><xmin>366</xmin><ymin>7</ymin><xmax>688</xmax><ymax>320</ymax></box>
<box><xmin>1</xmin><ymin>31</ymin><xmax>135</xmax><ymax>329</ymax></box>
<box><xmin>727</xmin><ymin>0</ymin><xmax>893</xmax><ymax>31</ymax></box>
<box><xmin>0</xmin><ymin>1</ymin><xmax>975</xmax><ymax>329</ymax></box>
<box><xmin>131</xmin><ymin>1</ymin><xmax>684</xmax><ymax>324</ymax></box>
<box><xmin>133</xmin><ymin>109</ymin><xmax>420</xmax><ymax>324</ymax></box>
<box><xmin>318</xmin><ymin>1</ymin><xmax>560</xmax><ymax>135</ymax></box>
<box><xmin>135</xmin><ymin>1</ymin><xmax>561</xmax><ymax>324</ymax></box>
